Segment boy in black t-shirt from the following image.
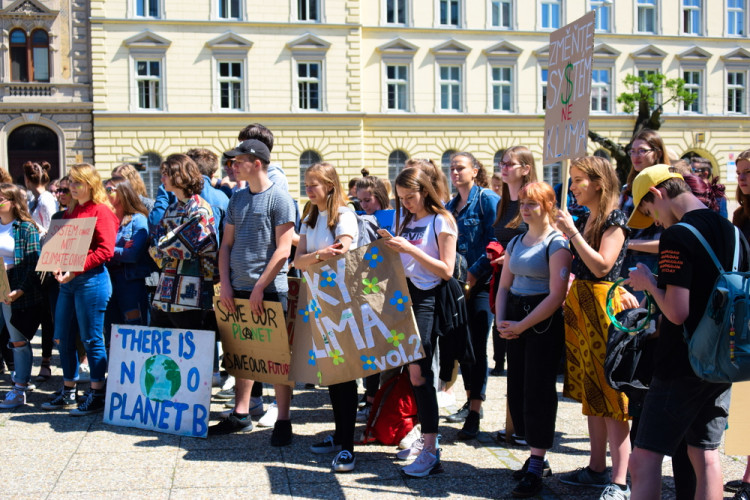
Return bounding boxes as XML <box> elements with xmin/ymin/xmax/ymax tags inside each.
<box><xmin>625</xmin><ymin>165</ymin><xmax>745</xmax><ymax>500</ymax></box>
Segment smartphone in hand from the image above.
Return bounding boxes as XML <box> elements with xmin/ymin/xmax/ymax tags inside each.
<box><xmin>377</xmin><ymin>228</ymin><xmax>394</xmax><ymax>239</ymax></box>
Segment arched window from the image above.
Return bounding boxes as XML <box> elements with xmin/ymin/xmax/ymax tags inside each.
<box><xmin>10</xmin><ymin>28</ymin><xmax>50</xmax><ymax>82</ymax></box>
<box><xmin>441</xmin><ymin>149</ymin><xmax>456</xmax><ymax>194</ymax></box>
<box><xmin>387</xmin><ymin>150</ymin><xmax>408</xmax><ymax>185</ymax></box>
<box><xmin>139</xmin><ymin>152</ymin><xmax>163</xmax><ymax>198</ymax></box>
<box><xmin>593</xmin><ymin>148</ymin><xmax>611</xmax><ymax>162</ymax></box>
<box><xmin>299</xmin><ymin>149</ymin><xmax>322</xmax><ymax>187</ymax></box>
<box><xmin>493</xmin><ymin>149</ymin><xmax>506</xmax><ymax>172</ymax></box>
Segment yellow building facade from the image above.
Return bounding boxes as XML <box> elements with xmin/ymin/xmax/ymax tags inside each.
<box><xmin>90</xmin><ymin>0</ymin><xmax>750</xmax><ymax>199</ymax></box>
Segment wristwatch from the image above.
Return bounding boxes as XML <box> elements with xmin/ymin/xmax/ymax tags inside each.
<box><xmin>315</xmin><ymin>253</ymin><xmax>321</xmax><ymax>261</ymax></box>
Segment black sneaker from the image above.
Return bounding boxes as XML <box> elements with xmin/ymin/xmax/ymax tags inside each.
<box><xmin>496</xmin><ymin>430</ymin><xmax>528</xmax><ymax>446</ymax></box>
<box><xmin>208</xmin><ymin>412</ymin><xmax>253</xmax><ymax>435</ymax></box>
<box><xmin>559</xmin><ymin>466</ymin><xmax>610</xmax><ymax>487</ymax></box>
<box><xmin>489</xmin><ymin>365</ymin><xmax>505</xmax><ymax>376</ymax></box>
<box><xmin>446</xmin><ymin>401</ymin><xmax>483</xmax><ymax>423</ymax></box>
<box><xmin>70</xmin><ymin>389</ymin><xmax>105</xmax><ymax>416</ymax></box>
<box><xmin>41</xmin><ymin>387</ymin><xmax>77</xmax><ymax>411</ymax></box>
<box><xmin>457</xmin><ymin>410</ymin><xmax>480</xmax><ymax>440</ymax></box>
<box><xmin>512</xmin><ymin>472</ymin><xmax>543</xmax><ymax>498</ymax></box>
<box><xmin>512</xmin><ymin>458</ymin><xmax>552</xmax><ymax>480</ymax></box>
<box><xmin>270</xmin><ymin>419</ymin><xmax>292</xmax><ymax>447</ymax></box>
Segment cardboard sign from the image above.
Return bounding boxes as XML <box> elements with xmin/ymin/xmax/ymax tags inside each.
<box><xmin>543</xmin><ymin>11</ymin><xmax>596</xmax><ymax>164</ymax></box>
<box><xmin>36</xmin><ymin>217</ymin><xmax>96</xmax><ymax>272</ymax></box>
<box><xmin>725</xmin><ymin>381</ymin><xmax>750</xmax><ymax>455</ymax></box>
<box><xmin>292</xmin><ymin>240</ymin><xmax>424</xmax><ymax>386</ymax></box>
<box><xmin>104</xmin><ymin>325</ymin><xmax>214</xmax><ymax>438</ymax></box>
<box><xmin>214</xmin><ymin>298</ymin><xmax>293</xmax><ymax>386</ymax></box>
<box><xmin>289</xmin><ymin>281</ymin><xmax>324</xmax><ymax>385</ymax></box>
<box><xmin>0</xmin><ymin>265</ymin><xmax>10</xmax><ymax>301</ymax></box>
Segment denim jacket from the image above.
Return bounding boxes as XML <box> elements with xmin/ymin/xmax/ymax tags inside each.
<box><xmin>108</xmin><ymin>213</ymin><xmax>155</xmax><ymax>281</ymax></box>
<box><xmin>445</xmin><ymin>185</ymin><xmax>500</xmax><ymax>284</ymax></box>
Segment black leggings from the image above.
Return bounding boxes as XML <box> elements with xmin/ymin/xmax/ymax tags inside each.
<box><xmin>407</xmin><ymin>280</ymin><xmax>439</xmax><ymax>435</ymax></box>
<box><xmin>328</xmin><ymin>380</ymin><xmax>358</xmax><ymax>452</ymax></box>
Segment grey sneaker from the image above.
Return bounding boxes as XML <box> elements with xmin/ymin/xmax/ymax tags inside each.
<box><xmin>0</xmin><ymin>388</ymin><xmax>26</xmax><ymax>409</ymax></box>
<box><xmin>331</xmin><ymin>450</ymin><xmax>356</xmax><ymax>472</ymax></box>
<box><xmin>399</xmin><ymin>425</ymin><xmax>422</xmax><ymax>449</ymax></box>
<box><xmin>310</xmin><ymin>435</ymin><xmax>341</xmax><ymax>454</ymax></box>
<box><xmin>355</xmin><ymin>403</ymin><xmax>371</xmax><ymax>422</ymax></box>
<box><xmin>599</xmin><ymin>484</ymin><xmax>630</xmax><ymax>500</ymax></box>
<box><xmin>446</xmin><ymin>401</ymin><xmax>483</xmax><ymax>423</ymax></box>
<box><xmin>396</xmin><ymin>435</ymin><xmax>424</xmax><ymax>461</ymax></box>
<box><xmin>559</xmin><ymin>467</ymin><xmax>610</xmax><ymax>488</ymax></box>
<box><xmin>208</xmin><ymin>412</ymin><xmax>253</xmax><ymax>435</ymax></box>
<box><xmin>214</xmin><ymin>386</ymin><xmax>235</xmax><ymax>400</ymax></box>
<box><xmin>401</xmin><ymin>448</ymin><xmax>443</xmax><ymax>478</ymax></box>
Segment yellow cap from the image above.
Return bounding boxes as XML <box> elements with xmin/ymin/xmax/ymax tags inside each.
<box><xmin>627</xmin><ymin>164</ymin><xmax>683</xmax><ymax>229</ymax></box>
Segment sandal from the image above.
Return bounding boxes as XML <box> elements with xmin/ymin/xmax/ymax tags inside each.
<box><xmin>35</xmin><ymin>361</ymin><xmax>52</xmax><ymax>382</ymax></box>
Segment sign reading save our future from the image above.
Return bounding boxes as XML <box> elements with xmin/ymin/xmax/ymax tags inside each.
<box><xmin>36</xmin><ymin>217</ymin><xmax>96</xmax><ymax>272</ymax></box>
<box><xmin>104</xmin><ymin>325</ymin><xmax>214</xmax><ymax>438</ymax></box>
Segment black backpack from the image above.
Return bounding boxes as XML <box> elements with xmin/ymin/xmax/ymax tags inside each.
<box><xmin>604</xmin><ymin>308</ymin><xmax>658</xmax><ymax>393</ymax></box>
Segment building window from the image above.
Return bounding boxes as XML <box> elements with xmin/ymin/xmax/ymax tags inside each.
<box><xmin>388</xmin><ymin>150</ymin><xmax>409</xmax><ymax>185</ymax></box>
<box><xmin>439</xmin><ymin>65</ymin><xmax>461</xmax><ymax>111</ymax></box>
<box><xmin>544</xmin><ymin>162</ymin><xmax>562</xmax><ymax>186</ymax></box>
<box><xmin>493</xmin><ymin>149</ymin><xmax>506</xmax><ymax>170</ymax></box>
<box><xmin>297</xmin><ymin>62</ymin><xmax>321</xmax><ymax>110</ymax></box>
<box><xmin>541</xmin><ymin>0</ymin><xmax>561</xmax><ymax>29</ymax></box>
<box><xmin>386</xmin><ymin>0</ymin><xmax>407</xmax><ymax>24</ymax></box>
<box><xmin>439</xmin><ymin>0</ymin><xmax>460</xmax><ymax>26</ymax></box>
<box><xmin>136</xmin><ymin>60</ymin><xmax>161</xmax><ymax>110</ymax></box>
<box><xmin>683</xmin><ymin>70</ymin><xmax>701</xmax><ymax>113</ymax></box>
<box><xmin>218</xmin><ymin>0</ymin><xmax>241</xmax><ymax>18</ymax></box>
<box><xmin>9</xmin><ymin>29</ymin><xmax>50</xmax><ymax>82</ymax></box>
<box><xmin>682</xmin><ymin>0</ymin><xmax>702</xmax><ymax>35</ymax></box>
<box><xmin>298</xmin><ymin>0</ymin><xmax>320</xmax><ymax>21</ymax></box>
<box><xmin>491</xmin><ymin>0</ymin><xmax>511</xmax><ymax>28</ymax></box>
<box><xmin>638</xmin><ymin>69</ymin><xmax>662</xmax><ymax>105</ymax></box>
<box><xmin>491</xmin><ymin>66</ymin><xmax>512</xmax><ymax>112</ymax></box>
<box><xmin>140</xmin><ymin>152</ymin><xmax>163</xmax><ymax>198</ymax></box>
<box><xmin>300</xmin><ymin>150</ymin><xmax>322</xmax><ymax>187</ymax></box>
<box><xmin>591</xmin><ymin>0</ymin><xmax>611</xmax><ymax>32</ymax></box>
<box><xmin>728</xmin><ymin>0</ymin><xmax>745</xmax><ymax>35</ymax></box>
<box><xmin>218</xmin><ymin>62</ymin><xmax>243</xmax><ymax>110</ymax></box>
<box><xmin>136</xmin><ymin>0</ymin><xmax>160</xmax><ymax>17</ymax></box>
<box><xmin>591</xmin><ymin>68</ymin><xmax>611</xmax><ymax>112</ymax></box>
<box><xmin>727</xmin><ymin>71</ymin><xmax>746</xmax><ymax>114</ymax></box>
<box><xmin>441</xmin><ymin>150</ymin><xmax>456</xmax><ymax>192</ymax></box>
<box><xmin>541</xmin><ymin>67</ymin><xmax>548</xmax><ymax>110</ymax></box>
<box><xmin>637</xmin><ymin>0</ymin><xmax>657</xmax><ymax>33</ymax></box>
<box><xmin>386</xmin><ymin>65</ymin><xmax>409</xmax><ymax>111</ymax></box>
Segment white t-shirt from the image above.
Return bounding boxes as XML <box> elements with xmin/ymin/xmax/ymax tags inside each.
<box><xmin>301</xmin><ymin>208</ymin><xmax>359</xmax><ymax>253</ymax></box>
<box><xmin>397</xmin><ymin>213</ymin><xmax>457</xmax><ymax>290</ymax></box>
<box><xmin>31</xmin><ymin>190</ymin><xmax>57</xmax><ymax>233</ymax></box>
<box><xmin>0</xmin><ymin>221</ymin><xmax>14</xmax><ymax>268</ymax></box>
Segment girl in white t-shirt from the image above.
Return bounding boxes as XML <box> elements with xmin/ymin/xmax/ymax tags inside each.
<box><xmin>385</xmin><ymin>167</ymin><xmax>457</xmax><ymax>477</ymax></box>
<box><xmin>294</xmin><ymin>162</ymin><xmax>360</xmax><ymax>473</ymax></box>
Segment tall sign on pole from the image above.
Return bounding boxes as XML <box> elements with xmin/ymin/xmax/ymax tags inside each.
<box><xmin>543</xmin><ymin>11</ymin><xmax>596</xmax><ymax>209</ymax></box>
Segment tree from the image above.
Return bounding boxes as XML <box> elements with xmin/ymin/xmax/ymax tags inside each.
<box><xmin>588</xmin><ymin>73</ymin><xmax>698</xmax><ymax>183</ymax></box>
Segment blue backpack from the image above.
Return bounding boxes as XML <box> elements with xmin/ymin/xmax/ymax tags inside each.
<box><xmin>678</xmin><ymin>223</ymin><xmax>750</xmax><ymax>383</ymax></box>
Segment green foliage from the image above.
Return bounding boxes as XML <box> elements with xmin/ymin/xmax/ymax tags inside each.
<box><xmin>617</xmin><ymin>73</ymin><xmax>697</xmax><ymax>113</ymax></box>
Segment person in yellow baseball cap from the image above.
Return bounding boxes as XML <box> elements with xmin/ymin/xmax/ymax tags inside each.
<box><xmin>626</xmin><ymin>164</ymin><xmax>685</xmax><ymax>229</ymax></box>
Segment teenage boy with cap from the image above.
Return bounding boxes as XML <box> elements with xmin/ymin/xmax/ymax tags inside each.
<box><xmin>208</xmin><ymin>139</ymin><xmax>296</xmax><ymax>446</ymax></box>
<box><xmin>625</xmin><ymin>164</ymin><xmax>747</xmax><ymax>500</ymax></box>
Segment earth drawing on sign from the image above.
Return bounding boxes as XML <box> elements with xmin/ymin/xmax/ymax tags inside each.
<box><xmin>140</xmin><ymin>354</ymin><xmax>181</xmax><ymax>402</ymax></box>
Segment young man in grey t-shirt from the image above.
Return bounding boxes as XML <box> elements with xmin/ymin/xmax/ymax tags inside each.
<box><xmin>208</xmin><ymin>139</ymin><xmax>296</xmax><ymax>446</ymax></box>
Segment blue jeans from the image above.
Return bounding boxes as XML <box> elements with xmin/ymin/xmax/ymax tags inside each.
<box><xmin>56</xmin><ymin>266</ymin><xmax>112</xmax><ymax>383</ymax></box>
<box><xmin>104</xmin><ymin>269</ymin><xmax>148</xmax><ymax>347</ymax></box>
<box><xmin>2</xmin><ymin>302</ymin><xmax>31</xmax><ymax>385</ymax></box>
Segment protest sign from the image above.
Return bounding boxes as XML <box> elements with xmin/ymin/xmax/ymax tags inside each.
<box><xmin>213</xmin><ymin>298</ymin><xmax>293</xmax><ymax>386</ymax></box>
<box><xmin>291</xmin><ymin>239</ymin><xmax>424</xmax><ymax>386</ymax></box>
<box><xmin>543</xmin><ymin>11</ymin><xmax>596</xmax><ymax>165</ymax></box>
<box><xmin>0</xmin><ymin>265</ymin><xmax>10</xmax><ymax>301</ymax></box>
<box><xmin>36</xmin><ymin>217</ymin><xmax>96</xmax><ymax>272</ymax></box>
<box><xmin>289</xmin><ymin>281</ymin><xmax>324</xmax><ymax>385</ymax></box>
<box><xmin>725</xmin><ymin>381</ymin><xmax>750</xmax><ymax>455</ymax></box>
<box><xmin>104</xmin><ymin>324</ymin><xmax>214</xmax><ymax>438</ymax></box>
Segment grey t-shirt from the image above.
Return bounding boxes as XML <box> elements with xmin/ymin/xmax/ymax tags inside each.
<box><xmin>225</xmin><ymin>183</ymin><xmax>295</xmax><ymax>293</ymax></box>
<box><xmin>507</xmin><ymin>231</ymin><xmax>570</xmax><ymax>296</ymax></box>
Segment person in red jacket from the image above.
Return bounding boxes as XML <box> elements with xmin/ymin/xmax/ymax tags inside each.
<box><xmin>42</xmin><ymin>163</ymin><xmax>118</xmax><ymax>415</ymax></box>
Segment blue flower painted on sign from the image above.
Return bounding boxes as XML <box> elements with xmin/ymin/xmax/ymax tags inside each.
<box><xmin>364</xmin><ymin>248</ymin><xmax>384</xmax><ymax>269</ymax></box>
<box><xmin>390</xmin><ymin>290</ymin><xmax>409</xmax><ymax>312</ymax></box>
<box><xmin>299</xmin><ymin>308</ymin><xmax>311</xmax><ymax>323</ymax></box>
<box><xmin>361</xmin><ymin>355</ymin><xmax>377</xmax><ymax>370</ymax></box>
<box><xmin>321</xmin><ymin>271</ymin><xmax>337</xmax><ymax>288</ymax></box>
<box><xmin>308</xmin><ymin>350</ymin><xmax>316</xmax><ymax>366</ymax></box>
<box><xmin>310</xmin><ymin>299</ymin><xmax>321</xmax><ymax>318</ymax></box>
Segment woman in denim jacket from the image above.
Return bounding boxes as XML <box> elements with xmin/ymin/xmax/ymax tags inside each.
<box><xmin>444</xmin><ymin>151</ymin><xmax>500</xmax><ymax>439</ymax></box>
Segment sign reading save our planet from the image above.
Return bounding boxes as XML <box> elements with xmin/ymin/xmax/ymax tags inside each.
<box><xmin>104</xmin><ymin>325</ymin><xmax>214</xmax><ymax>438</ymax></box>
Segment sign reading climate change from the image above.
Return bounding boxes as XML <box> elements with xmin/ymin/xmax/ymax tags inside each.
<box><xmin>36</xmin><ymin>217</ymin><xmax>96</xmax><ymax>272</ymax></box>
<box><xmin>543</xmin><ymin>11</ymin><xmax>596</xmax><ymax>164</ymax></box>
<box><xmin>291</xmin><ymin>240</ymin><xmax>424</xmax><ymax>386</ymax></box>
<box><xmin>104</xmin><ymin>325</ymin><xmax>214</xmax><ymax>438</ymax></box>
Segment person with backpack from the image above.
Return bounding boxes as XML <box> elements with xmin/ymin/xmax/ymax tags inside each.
<box><xmin>384</xmin><ymin>167</ymin><xmax>457</xmax><ymax>477</ymax></box>
<box><xmin>495</xmin><ymin>182</ymin><xmax>571</xmax><ymax>497</ymax></box>
<box><xmin>294</xmin><ymin>162</ymin><xmax>360</xmax><ymax>473</ymax></box>
<box><xmin>626</xmin><ymin>165</ymin><xmax>748</xmax><ymax>499</ymax></box>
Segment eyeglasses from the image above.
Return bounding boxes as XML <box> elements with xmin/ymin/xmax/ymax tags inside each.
<box><xmin>692</xmin><ymin>168</ymin><xmax>710</xmax><ymax>175</ymax></box>
<box><xmin>629</xmin><ymin>148</ymin><xmax>655</xmax><ymax>157</ymax></box>
<box><xmin>56</xmin><ymin>188</ymin><xmax>70</xmax><ymax>195</ymax></box>
<box><xmin>105</xmin><ymin>186</ymin><xmax>117</xmax><ymax>194</ymax></box>
<box><xmin>500</xmin><ymin>162</ymin><xmax>522</xmax><ymax>170</ymax></box>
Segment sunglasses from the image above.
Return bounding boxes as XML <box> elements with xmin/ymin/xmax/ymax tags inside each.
<box><xmin>56</xmin><ymin>188</ymin><xmax>70</xmax><ymax>195</ymax></box>
<box><xmin>105</xmin><ymin>186</ymin><xmax>117</xmax><ymax>194</ymax></box>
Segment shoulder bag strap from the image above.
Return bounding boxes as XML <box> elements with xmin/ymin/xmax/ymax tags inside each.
<box><xmin>675</xmin><ymin>222</ymin><xmax>726</xmax><ymax>273</ymax></box>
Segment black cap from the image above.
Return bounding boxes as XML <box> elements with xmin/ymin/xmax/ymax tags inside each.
<box><xmin>223</xmin><ymin>139</ymin><xmax>271</xmax><ymax>164</ymax></box>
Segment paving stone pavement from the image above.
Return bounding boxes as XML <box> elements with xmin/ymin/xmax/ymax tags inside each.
<box><xmin>0</xmin><ymin>337</ymin><xmax>745</xmax><ymax>499</ymax></box>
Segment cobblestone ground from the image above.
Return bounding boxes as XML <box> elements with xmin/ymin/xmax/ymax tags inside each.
<box><xmin>0</xmin><ymin>336</ymin><xmax>745</xmax><ymax>499</ymax></box>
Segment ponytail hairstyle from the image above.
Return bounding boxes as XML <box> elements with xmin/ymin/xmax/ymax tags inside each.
<box><xmin>0</xmin><ymin>183</ymin><xmax>38</xmax><ymax>229</ymax></box>
<box><xmin>571</xmin><ymin>156</ymin><xmax>621</xmax><ymax>250</ymax></box>
<box><xmin>494</xmin><ymin>146</ymin><xmax>538</xmax><ymax>229</ymax></box>
<box><xmin>452</xmin><ymin>151</ymin><xmax>489</xmax><ymax>188</ymax></box>
<box><xmin>304</xmin><ymin>162</ymin><xmax>348</xmax><ymax>231</ymax></box>
<box><xmin>733</xmin><ymin>149</ymin><xmax>750</xmax><ymax>228</ymax></box>
<box><xmin>23</xmin><ymin>161</ymin><xmax>51</xmax><ymax>187</ymax></box>
<box><xmin>394</xmin><ymin>167</ymin><xmax>456</xmax><ymax>236</ymax></box>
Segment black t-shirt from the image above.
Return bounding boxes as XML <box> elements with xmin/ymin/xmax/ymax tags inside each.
<box><xmin>493</xmin><ymin>199</ymin><xmax>527</xmax><ymax>250</ymax></box>
<box><xmin>571</xmin><ymin>210</ymin><xmax>629</xmax><ymax>282</ymax></box>
<box><xmin>654</xmin><ymin>208</ymin><xmax>749</xmax><ymax>379</ymax></box>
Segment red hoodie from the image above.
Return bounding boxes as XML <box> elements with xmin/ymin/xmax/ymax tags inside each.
<box><xmin>64</xmin><ymin>200</ymin><xmax>118</xmax><ymax>273</ymax></box>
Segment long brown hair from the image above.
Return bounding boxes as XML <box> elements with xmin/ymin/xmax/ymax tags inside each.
<box><xmin>23</xmin><ymin>161</ymin><xmax>51</xmax><ymax>187</ymax></box>
<box><xmin>112</xmin><ymin>163</ymin><xmax>148</xmax><ymax>197</ymax></box>
<box><xmin>106</xmin><ymin>178</ymin><xmax>148</xmax><ymax>224</ymax></box>
<box><xmin>0</xmin><ymin>183</ymin><xmax>37</xmax><ymax>228</ymax></box>
<box><xmin>304</xmin><ymin>162</ymin><xmax>348</xmax><ymax>231</ymax></box>
<box><xmin>355</xmin><ymin>175</ymin><xmax>389</xmax><ymax>212</ymax></box>
<box><xmin>393</xmin><ymin>168</ymin><xmax>456</xmax><ymax>236</ymax></box>
<box><xmin>733</xmin><ymin>149</ymin><xmax>750</xmax><ymax>229</ymax></box>
<box><xmin>404</xmin><ymin>158</ymin><xmax>451</xmax><ymax>203</ymax></box>
<box><xmin>494</xmin><ymin>145</ymin><xmax>538</xmax><ymax>229</ymax></box>
<box><xmin>624</xmin><ymin>129</ymin><xmax>667</xmax><ymax>198</ymax></box>
<box><xmin>571</xmin><ymin>156</ymin><xmax>621</xmax><ymax>250</ymax></box>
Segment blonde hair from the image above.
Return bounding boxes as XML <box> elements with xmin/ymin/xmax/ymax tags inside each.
<box><xmin>68</xmin><ymin>163</ymin><xmax>113</xmax><ymax>211</ymax></box>
<box><xmin>304</xmin><ymin>162</ymin><xmax>348</xmax><ymax>231</ymax></box>
<box><xmin>571</xmin><ymin>156</ymin><xmax>620</xmax><ymax>250</ymax></box>
<box><xmin>112</xmin><ymin>163</ymin><xmax>148</xmax><ymax>197</ymax></box>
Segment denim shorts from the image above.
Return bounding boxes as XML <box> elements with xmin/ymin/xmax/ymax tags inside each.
<box><xmin>633</xmin><ymin>375</ymin><xmax>731</xmax><ymax>456</ymax></box>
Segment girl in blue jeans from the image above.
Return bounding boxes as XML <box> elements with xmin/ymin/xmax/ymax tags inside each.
<box><xmin>42</xmin><ymin>163</ymin><xmax>118</xmax><ymax>415</ymax></box>
<box><xmin>0</xmin><ymin>184</ymin><xmax>44</xmax><ymax>409</ymax></box>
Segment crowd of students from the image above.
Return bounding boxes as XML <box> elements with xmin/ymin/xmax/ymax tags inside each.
<box><xmin>0</xmin><ymin>124</ymin><xmax>748</xmax><ymax>499</ymax></box>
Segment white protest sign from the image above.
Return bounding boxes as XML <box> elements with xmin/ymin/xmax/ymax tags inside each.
<box><xmin>37</xmin><ymin>217</ymin><xmax>96</xmax><ymax>272</ymax></box>
<box><xmin>104</xmin><ymin>325</ymin><xmax>214</xmax><ymax>438</ymax></box>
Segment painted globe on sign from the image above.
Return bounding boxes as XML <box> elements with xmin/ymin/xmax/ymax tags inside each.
<box><xmin>139</xmin><ymin>354</ymin><xmax>181</xmax><ymax>402</ymax></box>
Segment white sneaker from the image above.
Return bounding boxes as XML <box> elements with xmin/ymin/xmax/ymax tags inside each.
<box><xmin>258</xmin><ymin>401</ymin><xmax>278</xmax><ymax>427</ymax></box>
<box><xmin>212</xmin><ymin>372</ymin><xmax>225</xmax><ymax>388</ymax></box>
<box><xmin>399</xmin><ymin>424</ymin><xmax>422</xmax><ymax>449</ymax></box>
<box><xmin>219</xmin><ymin>397</ymin><xmax>264</xmax><ymax>419</ymax></box>
<box><xmin>0</xmin><ymin>388</ymin><xmax>26</xmax><ymax>409</ymax></box>
<box><xmin>396</xmin><ymin>435</ymin><xmax>424</xmax><ymax>461</ymax></box>
<box><xmin>401</xmin><ymin>448</ymin><xmax>442</xmax><ymax>477</ymax></box>
<box><xmin>436</xmin><ymin>390</ymin><xmax>455</xmax><ymax>408</ymax></box>
<box><xmin>355</xmin><ymin>404</ymin><xmax>371</xmax><ymax>422</ymax></box>
<box><xmin>77</xmin><ymin>364</ymin><xmax>90</xmax><ymax>383</ymax></box>
<box><xmin>220</xmin><ymin>374</ymin><xmax>235</xmax><ymax>391</ymax></box>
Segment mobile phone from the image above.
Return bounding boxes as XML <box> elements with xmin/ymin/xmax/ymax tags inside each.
<box><xmin>377</xmin><ymin>228</ymin><xmax>393</xmax><ymax>239</ymax></box>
